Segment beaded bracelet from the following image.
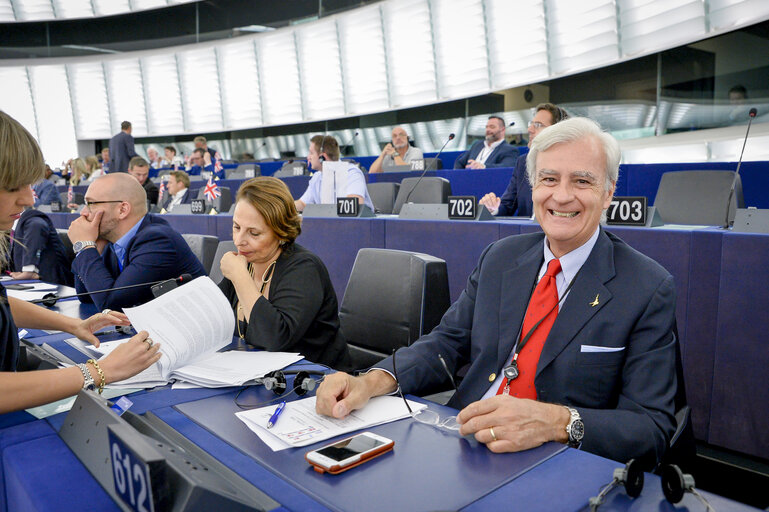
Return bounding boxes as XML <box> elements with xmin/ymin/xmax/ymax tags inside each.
<box><xmin>87</xmin><ymin>359</ymin><xmax>106</xmax><ymax>394</ymax></box>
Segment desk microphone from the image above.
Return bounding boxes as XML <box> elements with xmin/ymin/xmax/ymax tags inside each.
<box><xmin>403</xmin><ymin>133</ymin><xmax>454</xmax><ymax>205</ymax></box>
<box><xmin>31</xmin><ymin>274</ymin><xmax>194</xmax><ymax>308</ymax></box>
<box><xmin>340</xmin><ymin>131</ymin><xmax>359</xmax><ymax>156</ymax></box>
<box><xmin>723</xmin><ymin>107</ymin><xmax>757</xmax><ymax>228</ymax></box>
<box><xmin>509</xmin><ymin>121</ymin><xmax>515</xmax><ymax>127</ymax></box>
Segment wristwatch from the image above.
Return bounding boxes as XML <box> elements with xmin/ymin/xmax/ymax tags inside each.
<box><xmin>77</xmin><ymin>363</ymin><xmax>96</xmax><ymax>391</ymax></box>
<box><xmin>73</xmin><ymin>240</ymin><xmax>96</xmax><ymax>254</ymax></box>
<box><xmin>565</xmin><ymin>407</ymin><xmax>584</xmax><ymax>448</ymax></box>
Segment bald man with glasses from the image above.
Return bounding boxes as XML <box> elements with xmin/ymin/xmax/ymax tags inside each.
<box><xmin>67</xmin><ymin>173</ymin><xmax>206</xmax><ymax>310</ymax></box>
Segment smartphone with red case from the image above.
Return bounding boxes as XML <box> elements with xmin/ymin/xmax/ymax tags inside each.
<box><xmin>305</xmin><ymin>432</ymin><xmax>394</xmax><ymax>474</ymax></box>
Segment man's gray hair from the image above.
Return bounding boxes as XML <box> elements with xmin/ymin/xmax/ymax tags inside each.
<box><xmin>526</xmin><ymin>117</ymin><xmax>620</xmax><ymax>192</ymax></box>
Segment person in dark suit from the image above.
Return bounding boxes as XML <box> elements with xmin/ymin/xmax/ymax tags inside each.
<box><xmin>108</xmin><ymin>121</ymin><xmax>138</xmax><ymax>173</ymax></box>
<box><xmin>480</xmin><ymin>103</ymin><xmax>568</xmax><ymax>217</ymax></box>
<box><xmin>316</xmin><ymin>117</ymin><xmax>678</xmax><ymax>467</ymax></box>
<box><xmin>67</xmin><ymin>172</ymin><xmax>206</xmax><ymax>311</ymax></box>
<box><xmin>32</xmin><ymin>178</ymin><xmax>58</xmax><ymax>206</ymax></box>
<box><xmin>127</xmin><ymin>156</ymin><xmax>159</xmax><ymax>205</ymax></box>
<box><xmin>9</xmin><ymin>208</ymin><xmax>74</xmax><ymax>286</ymax></box>
<box><xmin>160</xmin><ymin>170</ymin><xmax>191</xmax><ymax>212</ymax></box>
<box><xmin>454</xmin><ymin>116</ymin><xmax>519</xmax><ymax>169</ymax></box>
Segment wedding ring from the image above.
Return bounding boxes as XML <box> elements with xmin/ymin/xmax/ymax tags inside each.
<box><xmin>142</xmin><ymin>338</ymin><xmax>154</xmax><ymax>350</ymax></box>
<box><xmin>489</xmin><ymin>426</ymin><xmax>497</xmax><ymax>442</ymax></box>
<box><xmin>101</xmin><ymin>309</ymin><xmax>111</xmax><ymax>316</ymax></box>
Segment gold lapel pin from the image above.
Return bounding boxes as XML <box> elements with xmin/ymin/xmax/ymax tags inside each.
<box><xmin>590</xmin><ymin>294</ymin><xmax>600</xmax><ymax>307</ymax></box>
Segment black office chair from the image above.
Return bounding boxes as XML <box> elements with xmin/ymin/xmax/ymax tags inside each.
<box><xmin>367</xmin><ymin>182</ymin><xmax>400</xmax><ymax>214</ymax></box>
<box><xmin>275</xmin><ymin>161</ymin><xmax>309</xmax><ymax>177</ymax></box>
<box><xmin>209</xmin><ymin>240</ymin><xmax>236</xmax><ymax>285</ymax></box>
<box><xmin>422</xmin><ymin>157</ymin><xmax>443</xmax><ymax>170</ymax></box>
<box><xmin>181</xmin><ymin>234</ymin><xmax>220</xmax><ymax>275</ymax></box>
<box><xmin>392</xmin><ymin>177</ymin><xmax>451</xmax><ymax>215</ymax></box>
<box><xmin>56</xmin><ymin>229</ymin><xmax>76</xmax><ymax>267</ymax></box>
<box><xmin>196</xmin><ymin>186</ymin><xmax>233</xmax><ymax>213</ymax></box>
<box><xmin>653</xmin><ymin>171</ymin><xmax>743</xmax><ymax>225</ymax></box>
<box><xmin>339</xmin><ymin>248</ymin><xmax>451</xmax><ymax>371</ymax></box>
<box><xmin>227</xmin><ymin>164</ymin><xmax>261</xmax><ymax>180</ymax></box>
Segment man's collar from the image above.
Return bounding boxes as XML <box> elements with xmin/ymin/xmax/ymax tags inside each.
<box><xmin>484</xmin><ymin>138</ymin><xmax>504</xmax><ymax>150</ymax></box>
<box><xmin>542</xmin><ymin>227</ymin><xmax>601</xmax><ymax>283</ymax></box>
<box><xmin>113</xmin><ymin>215</ymin><xmax>145</xmax><ymax>250</ymax></box>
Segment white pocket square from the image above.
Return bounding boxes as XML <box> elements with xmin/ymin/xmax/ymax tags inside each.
<box><xmin>580</xmin><ymin>345</ymin><xmax>625</xmax><ymax>353</ymax></box>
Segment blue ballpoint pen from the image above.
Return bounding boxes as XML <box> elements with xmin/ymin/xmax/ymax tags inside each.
<box><xmin>267</xmin><ymin>401</ymin><xmax>286</xmax><ymax>429</ymax></box>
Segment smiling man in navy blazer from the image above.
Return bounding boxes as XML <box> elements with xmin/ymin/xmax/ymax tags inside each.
<box><xmin>454</xmin><ymin>115</ymin><xmax>519</xmax><ymax>169</ymax></box>
<box><xmin>317</xmin><ymin>117</ymin><xmax>678</xmax><ymax>466</ymax></box>
<box><xmin>68</xmin><ymin>173</ymin><xmax>206</xmax><ymax>311</ymax></box>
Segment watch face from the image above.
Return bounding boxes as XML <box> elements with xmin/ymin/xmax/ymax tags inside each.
<box><xmin>571</xmin><ymin>420</ymin><xmax>585</xmax><ymax>441</ymax></box>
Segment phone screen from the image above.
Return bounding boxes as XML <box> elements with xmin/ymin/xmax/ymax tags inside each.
<box><xmin>316</xmin><ymin>435</ymin><xmax>386</xmax><ymax>462</ymax></box>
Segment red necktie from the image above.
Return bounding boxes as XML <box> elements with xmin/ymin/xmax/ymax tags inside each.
<box><xmin>497</xmin><ymin>258</ymin><xmax>562</xmax><ymax>399</ymax></box>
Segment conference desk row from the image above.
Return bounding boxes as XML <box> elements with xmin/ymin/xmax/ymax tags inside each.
<box><xmin>0</xmin><ymin>302</ymin><xmax>759</xmax><ymax>512</ymax></box>
<box><xmin>45</xmin><ymin>212</ymin><xmax>769</xmax><ymax>465</ymax></box>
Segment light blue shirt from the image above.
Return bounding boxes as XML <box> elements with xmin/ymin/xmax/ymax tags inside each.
<box><xmin>299</xmin><ymin>162</ymin><xmax>374</xmax><ymax>211</ymax></box>
<box><xmin>111</xmin><ymin>216</ymin><xmax>145</xmax><ymax>271</ymax></box>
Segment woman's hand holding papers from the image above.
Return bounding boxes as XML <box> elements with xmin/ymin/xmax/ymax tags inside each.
<box><xmin>316</xmin><ymin>371</ymin><xmax>398</xmax><ymax>419</ymax></box>
<box><xmin>67</xmin><ymin>310</ymin><xmax>131</xmax><ymax>348</ymax></box>
<box><xmin>98</xmin><ymin>331</ymin><xmax>161</xmax><ymax>384</ymax></box>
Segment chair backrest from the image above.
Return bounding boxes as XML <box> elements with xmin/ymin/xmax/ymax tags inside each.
<box><xmin>166</xmin><ymin>204</ymin><xmax>192</xmax><ymax>215</ymax></box>
<box><xmin>653</xmin><ymin>171</ymin><xmax>743</xmax><ymax>225</ymax></box>
<box><xmin>367</xmin><ymin>182</ymin><xmax>400</xmax><ymax>214</ymax></box>
<box><xmin>56</xmin><ymin>229</ymin><xmax>76</xmax><ymax>266</ymax></box>
<box><xmin>422</xmin><ymin>157</ymin><xmax>443</xmax><ymax>170</ymax></box>
<box><xmin>275</xmin><ymin>161</ymin><xmax>309</xmax><ymax>177</ymax></box>
<box><xmin>197</xmin><ymin>186</ymin><xmax>233</xmax><ymax>213</ymax></box>
<box><xmin>181</xmin><ymin>234</ymin><xmax>220</xmax><ymax>275</ymax></box>
<box><xmin>392</xmin><ymin>177</ymin><xmax>451</xmax><ymax>214</ymax></box>
<box><xmin>209</xmin><ymin>240</ymin><xmax>237</xmax><ymax>285</ymax></box>
<box><xmin>59</xmin><ymin>191</ymin><xmax>85</xmax><ymax>205</ymax></box>
<box><xmin>189</xmin><ymin>175</ymin><xmax>206</xmax><ymax>182</ymax></box>
<box><xmin>339</xmin><ymin>248</ymin><xmax>451</xmax><ymax>371</ymax></box>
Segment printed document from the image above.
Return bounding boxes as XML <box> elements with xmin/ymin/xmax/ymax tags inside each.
<box><xmin>319</xmin><ymin>161</ymin><xmax>349</xmax><ymax>204</ymax></box>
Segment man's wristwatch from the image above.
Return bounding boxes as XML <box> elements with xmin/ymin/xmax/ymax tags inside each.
<box><xmin>565</xmin><ymin>407</ymin><xmax>584</xmax><ymax>448</ymax></box>
<box><xmin>73</xmin><ymin>240</ymin><xmax>96</xmax><ymax>254</ymax></box>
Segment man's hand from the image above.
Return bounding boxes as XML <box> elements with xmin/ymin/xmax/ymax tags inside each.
<box><xmin>316</xmin><ymin>371</ymin><xmax>396</xmax><ymax>419</ymax></box>
<box><xmin>9</xmin><ymin>271</ymin><xmax>39</xmax><ymax>280</ymax></box>
<box><xmin>68</xmin><ymin>209</ymin><xmax>102</xmax><ymax>243</ymax></box>
<box><xmin>203</xmin><ymin>152</ymin><xmax>213</xmax><ymax>166</ymax></box>
<box><xmin>382</xmin><ymin>143</ymin><xmax>395</xmax><ymax>157</ymax></box>
<box><xmin>479</xmin><ymin>192</ymin><xmax>501</xmax><ymax>214</ymax></box>
<box><xmin>466</xmin><ymin>159</ymin><xmax>486</xmax><ymax>169</ymax></box>
<box><xmin>68</xmin><ymin>310</ymin><xmax>131</xmax><ymax>348</ymax></box>
<box><xmin>456</xmin><ymin>395</ymin><xmax>570</xmax><ymax>453</ymax></box>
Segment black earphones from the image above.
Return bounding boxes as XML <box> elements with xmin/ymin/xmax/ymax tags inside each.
<box><xmin>589</xmin><ymin>459</ymin><xmax>644</xmax><ymax>510</ymax></box>
<box><xmin>661</xmin><ymin>464</ymin><xmax>715</xmax><ymax>511</ymax></box>
<box><xmin>262</xmin><ymin>370</ymin><xmax>325</xmax><ymax>396</ymax></box>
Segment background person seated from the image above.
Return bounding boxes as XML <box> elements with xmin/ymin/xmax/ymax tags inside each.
<box><xmin>480</xmin><ymin>103</ymin><xmax>568</xmax><ymax>217</ymax></box>
<box><xmin>68</xmin><ymin>157</ymin><xmax>90</xmax><ymax>186</ymax></box>
<box><xmin>68</xmin><ymin>172</ymin><xmax>206</xmax><ymax>311</ymax></box>
<box><xmin>454</xmin><ymin>115</ymin><xmax>518</xmax><ymax>169</ymax></box>
<box><xmin>85</xmin><ymin>155</ymin><xmax>105</xmax><ymax>180</ymax></box>
<box><xmin>127</xmin><ymin>156</ymin><xmax>159</xmax><ymax>205</ymax></box>
<box><xmin>32</xmin><ymin>177</ymin><xmax>58</xmax><ymax>206</ymax></box>
<box><xmin>294</xmin><ymin>135</ymin><xmax>374</xmax><ymax>212</ymax></box>
<box><xmin>8</xmin><ymin>208</ymin><xmax>74</xmax><ymax>286</ymax></box>
<box><xmin>0</xmin><ymin>109</ymin><xmax>161</xmax><ymax>414</ymax></box>
<box><xmin>146</xmin><ymin>147</ymin><xmax>163</xmax><ymax>169</ymax></box>
<box><xmin>162</xmin><ymin>145</ymin><xmax>184</xmax><ymax>168</ymax></box>
<box><xmin>369</xmin><ymin>126</ymin><xmax>424</xmax><ymax>173</ymax></box>
<box><xmin>160</xmin><ymin>170</ymin><xmax>191</xmax><ymax>212</ymax></box>
<box><xmin>218</xmin><ymin>177</ymin><xmax>352</xmax><ymax>370</ymax></box>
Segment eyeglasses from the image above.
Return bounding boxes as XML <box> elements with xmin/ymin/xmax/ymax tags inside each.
<box><xmin>84</xmin><ymin>199</ymin><xmax>124</xmax><ymax>210</ymax></box>
<box><xmin>528</xmin><ymin>121</ymin><xmax>549</xmax><ymax>130</ymax></box>
<box><xmin>392</xmin><ymin>349</ymin><xmax>460</xmax><ymax>431</ymax></box>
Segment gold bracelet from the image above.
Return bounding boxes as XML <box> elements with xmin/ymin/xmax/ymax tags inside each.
<box><xmin>87</xmin><ymin>359</ymin><xmax>106</xmax><ymax>394</ymax></box>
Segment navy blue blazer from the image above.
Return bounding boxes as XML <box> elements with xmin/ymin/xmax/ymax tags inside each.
<box><xmin>108</xmin><ymin>131</ymin><xmax>137</xmax><ymax>174</ymax></box>
<box><xmin>33</xmin><ymin>179</ymin><xmax>59</xmax><ymax>207</ymax></box>
<box><xmin>161</xmin><ymin>189</ymin><xmax>191</xmax><ymax>211</ymax></box>
<box><xmin>454</xmin><ymin>140</ymin><xmax>519</xmax><ymax>169</ymax></box>
<box><xmin>11</xmin><ymin>209</ymin><xmax>73</xmax><ymax>286</ymax></box>
<box><xmin>378</xmin><ymin>229</ymin><xmax>678</xmax><ymax>465</ymax></box>
<box><xmin>497</xmin><ymin>155</ymin><xmax>533</xmax><ymax>217</ymax></box>
<box><xmin>71</xmin><ymin>214</ymin><xmax>206</xmax><ymax>310</ymax></box>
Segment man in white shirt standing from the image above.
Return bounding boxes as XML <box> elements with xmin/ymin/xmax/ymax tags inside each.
<box><xmin>454</xmin><ymin>116</ymin><xmax>518</xmax><ymax>169</ymax></box>
<box><xmin>161</xmin><ymin>171</ymin><xmax>191</xmax><ymax>212</ymax></box>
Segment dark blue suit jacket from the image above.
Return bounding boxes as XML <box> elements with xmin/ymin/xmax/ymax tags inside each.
<box><xmin>71</xmin><ymin>214</ymin><xmax>206</xmax><ymax>310</ymax></box>
<box><xmin>497</xmin><ymin>155</ymin><xmax>533</xmax><ymax>216</ymax></box>
<box><xmin>108</xmin><ymin>131</ymin><xmax>137</xmax><ymax>173</ymax></box>
<box><xmin>161</xmin><ymin>189</ymin><xmax>191</xmax><ymax>211</ymax></box>
<box><xmin>378</xmin><ymin>229</ymin><xmax>678</xmax><ymax>465</ymax></box>
<box><xmin>11</xmin><ymin>209</ymin><xmax>74</xmax><ymax>286</ymax></box>
<box><xmin>454</xmin><ymin>140</ymin><xmax>519</xmax><ymax>169</ymax></box>
<box><xmin>33</xmin><ymin>179</ymin><xmax>59</xmax><ymax>207</ymax></box>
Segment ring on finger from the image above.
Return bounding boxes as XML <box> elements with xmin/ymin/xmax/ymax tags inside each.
<box><xmin>489</xmin><ymin>426</ymin><xmax>497</xmax><ymax>442</ymax></box>
<box><xmin>101</xmin><ymin>309</ymin><xmax>111</xmax><ymax>316</ymax></box>
<box><xmin>142</xmin><ymin>338</ymin><xmax>153</xmax><ymax>350</ymax></box>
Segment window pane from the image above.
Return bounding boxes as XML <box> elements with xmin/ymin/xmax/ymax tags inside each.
<box><xmin>0</xmin><ymin>66</ymin><xmax>39</xmax><ymax>142</ymax></box>
<box><xmin>178</xmin><ymin>47</ymin><xmax>224</xmax><ymax>132</ymax></box>
<box><xmin>296</xmin><ymin>18</ymin><xmax>345</xmax><ymax>120</ymax></box>
<box><xmin>67</xmin><ymin>62</ymin><xmax>111</xmax><ymax>139</ymax></box>
<box><xmin>548</xmin><ymin>0</ymin><xmax>619</xmax><ymax>74</ymax></box>
<box><xmin>141</xmin><ymin>54</ymin><xmax>184</xmax><ymax>135</ymax></box>
<box><xmin>104</xmin><ymin>58</ymin><xmax>148</xmax><ymax>136</ymax></box>
<box><xmin>28</xmin><ymin>65</ymin><xmax>78</xmax><ymax>167</ymax></box>
<box><xmin>258</xmin><ymin>31</ymin><xmax>303</xmax><ymax>125</ymax></box>
<box><xmin>218</xmin><ymin>39</ymin><xmax>262</xmax><ymax>129</ymax></box>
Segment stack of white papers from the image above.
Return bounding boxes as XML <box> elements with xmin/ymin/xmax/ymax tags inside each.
<box><xmin>66</xmin><ymin>337</ymin><xmax>302</xmax><ymax>389</ymax></box>
<box><xmin>5</xmin><ymin>282</ymin><xmax>58</xmax><ymax>301</ymax></box>
<box><xmin>236</xmin><ymin>396</ymin><xmax>427</xmax><ymax>451</ymax></box>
